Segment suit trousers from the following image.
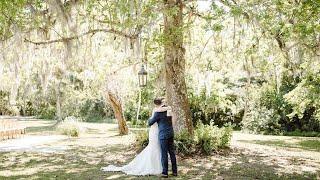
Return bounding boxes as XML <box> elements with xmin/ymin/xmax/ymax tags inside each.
<box><xmin>160</xmin><ymin>136</ymin><xmax>177</xmax><ymax>175</ymax></box>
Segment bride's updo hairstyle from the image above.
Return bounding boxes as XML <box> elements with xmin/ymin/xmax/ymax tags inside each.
<box><xmin>153</xmin><ymin>98</ymin><xmax>162</xmax><ymax>106</ymax></box>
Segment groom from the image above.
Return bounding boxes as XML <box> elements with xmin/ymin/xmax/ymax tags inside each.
<box><xmin>148</xmin><ymin>98</ymin><xmax>177</xmax><ymax>178</ymax></box>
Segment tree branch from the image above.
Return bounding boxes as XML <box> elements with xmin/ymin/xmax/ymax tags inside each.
<box><xmin>24</xmin><ymin>28</ymin><xmax>139</xmax><ymax>45</ymax></box>
<box><xmin>106</xmin><ymin>62</ymin><xmax>140</xmax><ymax>77</ymax></box>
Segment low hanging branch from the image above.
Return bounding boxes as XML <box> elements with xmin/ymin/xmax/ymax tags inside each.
<box><xmin>106</xmin><ymin>62</ymin><xmax>140</xmax><ymax>77</ymax></box>
<box><xmin>24</xmin><ymin>28</ymin><xmax>139</xmax><ymax>45</ymax></box>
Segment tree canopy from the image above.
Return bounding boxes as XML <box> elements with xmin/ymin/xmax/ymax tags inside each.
<box><xmin>0</xmin><ymin>0</ymin><xmax>319</xmax><ymax>135</ymax></box>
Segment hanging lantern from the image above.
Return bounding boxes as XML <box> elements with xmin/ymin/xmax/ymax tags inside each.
<box><xmin>138</xmin><ymin>64</ymin><xmax>148</xmax><ymax>87</ymax></box>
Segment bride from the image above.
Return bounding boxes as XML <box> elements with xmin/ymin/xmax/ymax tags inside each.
<box><xmin>101</xmin><ymin>106</ymin><xmax>172</xmax><ymax>176</ymax></box>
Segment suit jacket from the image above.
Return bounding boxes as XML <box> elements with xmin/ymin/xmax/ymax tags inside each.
<box><xmin>148</xmin><ymin>111</ymin><xmax>174</xmax><ymax>140</ymax></box>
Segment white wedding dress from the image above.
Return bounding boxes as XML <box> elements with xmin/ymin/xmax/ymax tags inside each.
<box><xmin>101</xmin><ymin>122</ymin><xmax>162</xmax><ymax>175</ymax></box>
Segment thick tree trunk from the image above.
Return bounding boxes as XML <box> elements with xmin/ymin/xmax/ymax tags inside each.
<box><xmin>243</xmin><ymin>57</ymin><xmax>251</xmax><ymax>120</ymax></box>
<box><xmin>106</xmin><ymin>90</ymin><xmax>128</xmax><ymax>135</ymax></box>
<box><xmin>55</xmin><ymin>81</ymin><xmax>62</xmax><ymax>121</ymax></box>
<box><xmin>163</xmin><ymin>0</ymin><xmax>193</xmax><ymax>134</ymax></box>
<box><xmin>10</xmin><ymin>62</ymin><xmax>20</xmax><ymax>116</ymax></box>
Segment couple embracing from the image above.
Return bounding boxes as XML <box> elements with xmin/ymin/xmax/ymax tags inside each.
<box><xmin>102</xmin><ymin>98</ymin><xmax>178</xmax><ymax>178</ymax></box>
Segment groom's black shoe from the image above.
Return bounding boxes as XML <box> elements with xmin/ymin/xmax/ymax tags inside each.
<box><xmin>161</xmin><ymin>173</ymin><xmax>169</xmax><ymax>178</ymax></box>
<box><xmin>172</xmin><ymin>173</ymin><xmax>178</xmax><ymax>177</ymax></box>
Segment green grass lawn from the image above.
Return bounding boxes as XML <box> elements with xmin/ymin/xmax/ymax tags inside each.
<box><xmin>1</xmin><ymin>145</ymin><xmax>318</xmax><ymax>180</ymax></box>
<box><xmin>1</xmin><ymin>120</ymin><xmax>320</xmax><ymax>179</ymax></box>
<box><xmin>239</xmin><ymin>139</ymin><xmax>320</xmax><ymax>152</ymax></box>
<box><xmin>298</xmin><ymin>140</ymin><xmax>320</xmax><ymax>152</ymax></box>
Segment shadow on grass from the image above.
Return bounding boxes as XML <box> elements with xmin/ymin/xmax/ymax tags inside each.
<box><xmin>0</xmin><ymin>145</ymin><xmax>137</xmax><ymax>179</ymax></box>
<box><xmin>25</xmin><ymin>124</ymin><xmax>57</xmax><ymax>134</ymax></box>
<box><xmin>160</xmin><ymin>150</ymin><xmax>319</xmax><ymax>180</ymax></box>
<box><xmin>1</xmin><ymin>145</ymin><xmax>319</xmax><ymax>180</ymax></box>
<box><xmin>217</xmin><ymin>153</ymin><xmax>318</xmax><ymax>180</ymax></box>
<box><xmin>298</xmin><ymin>140</ymin><xmax>320</xmax><ymax>152</ymax></box>
<box><xmin>239</xmin><ymin>139</ymin><xmax>320</xmax><ymax>152</ymax></box>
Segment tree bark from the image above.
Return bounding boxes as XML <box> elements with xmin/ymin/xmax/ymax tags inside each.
<box><xmin>106</xmin><ymin>90</ymin><xmax>128</xmax><ymax>135</ymax></box>
<box><xmin>163</xmin><ymin>0</ymin><xmax>193</xmax><ymax>134</ymax></box>
<box><xmin>55</xmin><ymin>81</ymin><xmax>62</xmax><ymax>121</ymax></box>
<box><xmin>136</xmin><ymin>89</ymin><xmax>142</xmax><ymax>125</ymax></box>
<box><xmin>243</xmin><ymin>56</ymin><xmax>252</xmax><ymax>120</ymax></box>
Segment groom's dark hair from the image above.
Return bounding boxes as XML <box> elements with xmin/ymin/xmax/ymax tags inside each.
<box><xmin>153</xmin><ymin>98</ymin><xmax>162</xmax><ymax>105</ymax></box>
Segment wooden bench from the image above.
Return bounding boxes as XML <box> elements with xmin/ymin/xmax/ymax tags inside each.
<box><xmin>0</xmin><ymin>119</ymin><xmax>26</xmax><ymax>140</ymax></box>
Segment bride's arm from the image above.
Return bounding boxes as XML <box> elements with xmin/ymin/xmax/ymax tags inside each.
<box><xmin>148</xmin><ymin>109</ymin><xmax>158</xmax><ymax>126</ymax></box>
<box><xmin>154</xmin><ymin>106</ymin><xmax>173</xmax><ymax>120</ymax></box>
<box><xmin>154</xmin><ymin>106</ymin><xmax>172</xmax><ymax>113</ymax></box>
<box><xmin>150</xmin><ymin>109</ymin><xmax>156</xmax><ymax>118</ymax></box>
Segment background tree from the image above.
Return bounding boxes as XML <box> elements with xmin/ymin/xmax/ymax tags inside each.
<box><xmin>0</xmin><ymin>0</ymin><xmax>319</xmax><ymax>136</ymax></box>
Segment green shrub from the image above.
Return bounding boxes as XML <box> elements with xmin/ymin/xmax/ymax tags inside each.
<box><xmin>125</xmin><ymin>103</ymin><xmax>152</xmax><ymax>128</ymax></box>
<box><xmin>36</xmin><ymin>103</ymin><xmax>56</xmax><ymax>120</ymax></box>
<box><xmin>79</xmin><ymin>99</ymin><xmax>109</xmax><ymax>122</ymax></box>
<box><xmin>194</xmin><ymin>122</ymin><xmax>230</xmax><ymax>154</ymax></box>
<box><xmin>220</xmin><ymin>124</ymin><xmax>233</xmax><ymax>148</ymax></box>
<box><xmin>283</xmin><ymin>130</ymin><xmax>320</xmax><ymax>137</ymax></box>
<box><xmin>56</xmin><ymin>116</ymin><xmax>84</xmax><ymax>137</ymax></box>
<box><xmin>125</xmin><ymin>87</ymin><xmax>155</xmax><ymax>123</ymax></box>
<box><xmin>241</xmin><ymin>82</ymin><xmax>289</xmax><ymax>134</ymax></box>
<box><xmin>194</xmin><ymin>123</ymin><xmax>218</xmax><ymax>154</ymax></box>
<box><xmin>124</xmin><ymin>101</ymin><xmax>136</xmax><ymax>122</ymax></box>
<box><xmin>0</xmin><ymin>91</ymin><xmax>16</xmax><ymax>115</ymax></box>
<box><xmin>242</xmin><ymin>106</ymin><xmax>281</xmax><ymax>135</ymax></box>
<box><xmin>242</xmin><ymin>72</ymin><xmax>320</xmax><ymax>135</ymax></box>
<box><xmin>194</xmin><ymin>122</ymin><xmax>233</xmax><ymax>154</ymax></box>
<box><xmin>174</xmin><ymin>130</ymin><xmax>195</xmax><ymax>155</ymax></box>
<box><xmin>135</xmin><ymin>130</ymin><xmax>149</xmax><ymax>151</ymax></box>
<box><xmin>284</xmin><ymin>72</ymin><xmax>320</xmax><ymax>132</ymax></box>
<box><xmin>188</xmin><ymin>89</ymin><xmax>243</xmax><ymax>129</ymax></box>
<box><xmin>135</xmin><ymin>123</ymin><xmax>233</xmax><ymax>156</ymax></box>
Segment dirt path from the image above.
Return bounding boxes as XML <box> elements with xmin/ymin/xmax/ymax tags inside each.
<box><xmin>0</xmin><ymin>135</ymin><xmax>68</xmax><ymax>152</ymax></box>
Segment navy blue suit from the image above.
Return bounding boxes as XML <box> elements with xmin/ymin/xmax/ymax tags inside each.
<box><xmin>148</xmin><ymin>111</ymin><xmax>177</xmax><ymax>175</ymax></box>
